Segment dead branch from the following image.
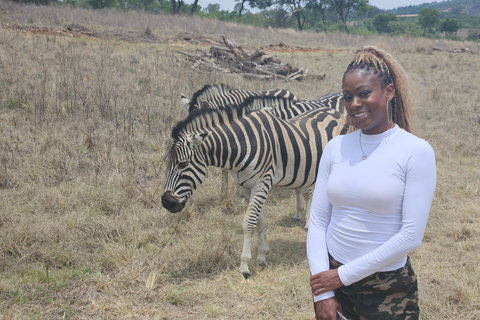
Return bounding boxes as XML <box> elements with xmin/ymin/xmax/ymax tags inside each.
<box><xmin>177</xmin><ymin>35</ymin><xmax>327</xmax><ymax>82</ymax></box>
<box><xmin>433</xmin><ymin>47</ymin><xmax>472</xmax><ymax>53</ymax></box>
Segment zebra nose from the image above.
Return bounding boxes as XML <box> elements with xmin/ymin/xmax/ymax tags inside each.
<box><xmin>161</xmin><ymin>191</ymin><xmax>185</xmax><ymax>213</ymax></box>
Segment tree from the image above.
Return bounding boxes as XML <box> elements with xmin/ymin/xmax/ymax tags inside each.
<box><xmin>235</xmin><ymin>0</ymin><xmax>273</xmax><ymax>16</ymax></box>
<box><xmin>171</xmin><ymin>0</ymin><xmax>184</xmax><ymax>14</ymax></box>
<box><xmin>277</xmin><ymin>0</ymin><xmax>308</xmax><ymax>31</ymax></box>
<box><xmin>441</xmin><ymin>18</ymin><xmax>459</xmax><ymax>34</ymax></box>
<box><xmin>418</xmin><ymin>8</ymin><xmax>440</xmax><ymax>35</ymax></box>
<box><xmin>372</xmin><ymin>13</ymin><xmax>397</xmax><ymax>33</ymax></box>
<box><xmin>329</xmin><ymin>0</ymin><xmax>371</xmax><ymax>24</ymax></box>
<box><xmin>86</xmin><ymin>0</ymin><xmax>117</xmax><ymax>9</ymax></box>
<box><xmin>305</xmin><ymin>0</ymin><xmax>329</xmax><ymax>30</ymax></box>
<box><xmin>190</xmin><ymin>0</ymin><xmax>199</xmax><ymax>16</ymax></box>
<box><xmin>205</xmin><ymin>3</ymin><xmax>220</xmax><ymax>13</ymax></box>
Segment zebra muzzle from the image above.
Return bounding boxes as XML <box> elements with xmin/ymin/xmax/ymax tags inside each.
<box><xmin>161</xmin><ymin>191</ymin><xmax>186</xmax><ymax>213</ymax></box>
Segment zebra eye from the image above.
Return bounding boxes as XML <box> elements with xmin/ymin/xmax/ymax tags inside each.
<box><xmin>177</xmin><ymin>161</ymin><xmax>189</xmax><ymax>170</ymax></box>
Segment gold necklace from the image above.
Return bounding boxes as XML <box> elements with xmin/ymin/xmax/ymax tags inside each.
<box><xmin>359</xmin><ymin>130</ymin><xmax>393</xmax><ymax>160</ymax></box>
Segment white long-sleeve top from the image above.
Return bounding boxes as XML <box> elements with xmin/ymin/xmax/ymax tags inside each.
<box><xmin>307</xmin><ymin>125</ymin><xmax>436</xmax><ymax>302</ymax></box>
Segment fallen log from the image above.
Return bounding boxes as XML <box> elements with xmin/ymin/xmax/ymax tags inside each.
<box><xmin>175</xmin><ymin>35</ymin><xmax>328</xmax><ymax>82</ymax></box>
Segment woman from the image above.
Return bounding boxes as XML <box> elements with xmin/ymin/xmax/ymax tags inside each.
<box><xmin>306</xmin><ymin>46</ymin><xmax>436</xmax><ymax>320</ymax></box>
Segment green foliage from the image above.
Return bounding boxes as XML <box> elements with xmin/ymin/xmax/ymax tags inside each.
<box><xmin>466</xmin><ymin>29</ymin><xmax>480</xmax><ymax>41</ymax></box>
<box><xmin>388</xmin><ymin>20</ymin><xmax>422</xmax><ymax>36</ymax></box>
<box><xmin>205</xmin><ymin>3</ymin><xmax>220</xmax><ymax>13</ymax></box>
<box><xmin>85</xmin><ymin>0</ymin><xmax>118</xmax><ymax>9</ymax></box>
<box><xmin>372</xmin><ymin>12</ymin><xmax>397</xmax><ymax>33</ymax></box>
<box><xmin>3</xmin><ymin>98</ymin><xmax>27</xmax><ymax>111</ymax></box>
<box><xmin>329</xmin><ymin>0</ymin><xmax>371</xmax><ymax>23</ymax></box>
<box><xmin>418</xmin><ymin>8</ymin><xmax>440</xmax><ymax>35</ymax></box>
<box><xmin>390</xmin><ymin>0</ymin><xmax>480</xmax><ymax>16</ymax></box>
<box><xmin>441</xmin><ymin>18</ymin><xmax>459</xmax><ymax>34</ymax></box>
<box><xmin>63</xmin><ymin>0</ymin><xmax>78</xmax><ymax>6</ymax></box>
<box><xmin>10</xmin><ymin>0</ymin><xmax>51</xmax><ymax>4</ymax></box>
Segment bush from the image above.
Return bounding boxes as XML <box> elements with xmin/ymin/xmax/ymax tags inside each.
<box><xmin>466</xmin><ymin>29</ymin><xmax>480</xmax><ymax>41</ymax></box>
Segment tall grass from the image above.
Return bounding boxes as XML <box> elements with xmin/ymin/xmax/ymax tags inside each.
<box><xmin>0</xmin><ymin>2</ymin><xmax>479</xmax><ymax>319</ymax></box>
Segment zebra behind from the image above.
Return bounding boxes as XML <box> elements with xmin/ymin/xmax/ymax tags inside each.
<box><xmin>182</xmin><ymin>83</ymin><xmax>298</xmax><ymax>112</ymax></box>
<box><xmin>162</xmin><ymin>97</ymin><xmax>347</xmax><ymax>278</ymax></box>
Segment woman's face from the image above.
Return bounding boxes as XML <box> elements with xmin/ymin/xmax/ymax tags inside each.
<box><xmin>342</xmin><ymin>68</ymin><xmax>395</xmax><ymax>135</ymax></box>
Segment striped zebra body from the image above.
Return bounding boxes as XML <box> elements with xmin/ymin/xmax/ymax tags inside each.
<box><xmin>185</xmin><ymin>83</ymin><xmax>298</xmax><ymax>112</ymax></box>
<box><xmin>162</xmin><ymin>100</ymin><xmax>347</xmax><ymax>278</ymax></box>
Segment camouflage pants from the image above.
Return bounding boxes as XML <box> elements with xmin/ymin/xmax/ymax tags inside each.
<box><xmin>329</xmin><ymin>255</ymin><xmax>420</xmax><ymax>320</ymax></box>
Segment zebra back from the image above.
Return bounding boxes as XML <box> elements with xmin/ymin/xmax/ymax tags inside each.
<box><xmin>235</xmin><ymin>92</ymin><xmax>344</xmax><ymax>120</ymax></box>
<box><xmin>189</xmin><ymin>84</ymin><xmax>232</xmax><ymax>112</ymax></box>
<box><xmin>310</xmin><ymin>92</ymin><xmax>345</xmax><ymax>113</ymax></box>
<box><xmin>188</xmin><ymin>83</ymin><xmax>298</xmax><ymax>112</ymax></box>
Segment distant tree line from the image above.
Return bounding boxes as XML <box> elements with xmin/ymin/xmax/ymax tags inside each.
<box><xmin>8</xmin><ymin>0</ymin><xmax>480</xmax><ymax>41</ymax></box>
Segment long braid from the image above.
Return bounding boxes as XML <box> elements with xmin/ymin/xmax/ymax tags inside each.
<box><xmin>343</xmin><ymin>46</ymin><xmax>415</xmax><ymax>133</ymax></box>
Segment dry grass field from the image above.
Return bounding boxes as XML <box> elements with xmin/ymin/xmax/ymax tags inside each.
<box><xmin>1</xmin><ymin>2</ymin><xmax>480</xmax><ymax>319</ymax></box>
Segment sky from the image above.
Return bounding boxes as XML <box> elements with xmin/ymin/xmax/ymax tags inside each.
<box><xmin>186</xmin><ymin>0</ymin><xmax>433</xmax><ymax>12</ymax></box>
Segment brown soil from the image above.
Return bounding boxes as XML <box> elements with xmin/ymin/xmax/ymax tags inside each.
<box><xmin>2</xmin><ymin>23</ymin><xmax>343</xmax><ymax>53</ymax></box>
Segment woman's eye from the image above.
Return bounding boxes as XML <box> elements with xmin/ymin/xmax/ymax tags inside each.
<box><xmin>343</xmin><ymin>96</ymin><xmax>352</xmax><ymax>102</ymax></box>
<box><xmin>178</xmin><ymin>161</ymin><xmax>188</xmax><ymax>170</ymax></box>
<box><xmin>359</xmin><ymin>90</ymin><xmax>370</xmax><ymax>98</ymax></box>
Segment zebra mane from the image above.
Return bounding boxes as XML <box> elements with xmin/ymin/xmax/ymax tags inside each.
<box><xmin>188</xmin><ymin>84</ymin><xmax>232</xmax><ymax>112</ymax></box>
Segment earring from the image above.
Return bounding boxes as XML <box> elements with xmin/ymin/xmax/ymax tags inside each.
<box><xmin>386</xmin><ymin>99</ymin><xmax>392</xmax><ymax>124</ymax></box>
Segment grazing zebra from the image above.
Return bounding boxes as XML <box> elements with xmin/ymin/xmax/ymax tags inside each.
<box><xmin>180</xmin><ymin>84</ymin><xmax>345</xmax><ymax>225</ymax></box>
<box><xmin>181</xmin><ymin>84</ymin><xmax>299</xmax><ymax>197</ymax></box>
<box><xmin>161</xmin><ymin>97</ymin><xmax>348</xmax><ymax>278</ymax></box>
<box><xmin>182</xmin><ymin>83</ymin><xmax>299</xmax><ymax>112</ymax></box>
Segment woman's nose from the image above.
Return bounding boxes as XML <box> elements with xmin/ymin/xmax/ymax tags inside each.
<box><xmin>350</xmin><ymin>97</ymin><xmax>361</xmax><ymax>109</ymax></box>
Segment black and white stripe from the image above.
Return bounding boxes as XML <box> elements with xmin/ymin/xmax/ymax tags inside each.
<box><xmin>162</xmin><ymin>98</ymin><xmax>347</xmax><ymax>278</ymax></box>
<box><xmin>184</xmin><ymin>83</ymin><xmax>298</xmax><ymax>112</ymax></box>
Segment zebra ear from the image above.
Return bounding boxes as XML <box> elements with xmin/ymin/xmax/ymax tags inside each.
<box><xmin>187</xmin><ymin>132</ymin><xmax>211</xmax><ymax>147</ymax></box>
<box><xmin>180</xmin><ymin>94</ymin><xmax>190</xmax><ymax>111</ymax></box>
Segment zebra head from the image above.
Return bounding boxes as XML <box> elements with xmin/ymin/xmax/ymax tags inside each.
<box><xmin>161</xmin><ymin>131</ymin><xmax>211</xmax><ymax>213</ymax></box>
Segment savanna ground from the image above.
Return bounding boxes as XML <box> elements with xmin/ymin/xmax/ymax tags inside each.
<box><xmin>0</xmin><ymin>2</ymin><xmax>479</xmax><ymax>319</ymax></box>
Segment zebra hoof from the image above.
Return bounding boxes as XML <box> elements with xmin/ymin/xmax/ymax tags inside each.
<box><xmin>242</xmin><ymin>272</ymin><xmax>251</xmax><ymax>280</ymax></box>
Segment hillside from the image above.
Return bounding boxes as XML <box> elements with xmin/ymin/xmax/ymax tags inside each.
<box><xmin>389</xmin><ymin>0</ymin><xmax>480</xmax><ymax>16</ymax></box>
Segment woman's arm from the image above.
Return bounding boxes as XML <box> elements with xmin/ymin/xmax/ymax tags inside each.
<box><xmin>307</xmin><ymin>140</ymin><xmax>337</xmax><ymax>302</ymax></box>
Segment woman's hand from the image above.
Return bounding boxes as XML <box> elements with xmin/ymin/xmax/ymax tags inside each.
<box><xmin>310</xmin><ymin>269</ymin><xmax>343</xmax><ymax>296</ymax></box>
<box><xmin>314</xmin><ymin>297</ymin><xmax>341</xmax><ymax>320</ymax></box>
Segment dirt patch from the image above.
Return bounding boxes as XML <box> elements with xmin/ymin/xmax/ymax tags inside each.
<box><xmin>3</xmin><ymin>22</ymin><xmax>167</xmax><ymax>43</ymax></box>
<box><xmin>260</xmin><ymin>41</ymin><xmax>342</xmax><ymax>53</ymax></box>
<box><xmin>1</xmin><ymin>23</ymin><xmax>341</xmax><ymax>53</ymax></box>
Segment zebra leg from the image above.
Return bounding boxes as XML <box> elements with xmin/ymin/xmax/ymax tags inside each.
<box><xmin>293</xmin><ymin>188</ymin><xmax>305</xmax><ymax>222</ymax></box>
<box><xmin>238</xmin><ymin>182</ymin><xmax>271</xmax><ymax>279</ymax></box>
<box><xmin>303</xmin><ymin>187</ymin><xmax>313</xmax><ymax>230</ymax></box>
<box><xmin>239</xmin><ymin>213</ymin><xmax>255</xmax><ymax>279</ymax></box>
<box><xmin>255</xmin><ymin>209</ymin><xmax>269</xmax><ymax>267</ymax></box>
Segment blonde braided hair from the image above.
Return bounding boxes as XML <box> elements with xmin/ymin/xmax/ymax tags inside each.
<box><xmin>343</xmin><ymin>46</ymin><xmax>415</xmax><ymax>133</ymax></box>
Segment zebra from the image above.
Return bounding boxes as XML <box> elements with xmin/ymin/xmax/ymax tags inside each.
<box><xmin>180</xmin><ymin>84</ymin><xmax>345</xmax><ymax>225</ymax></box>
<box><xmin>182</xmin><ymin>84</ymin><xmax>344</xmax><ymax>221</ymax></box>
<box><xmin>182</xmin><ymin>83</ymin><xmax>344</xmax><ymax>115</ymax></box>
<box><xmin>161</xmin><ymin>97</ymin><xmax>348</xmax><ymax>278</ymax></box>
<box><xmin>181</xmin><ymin>84</ymin><xmax>300</xmax><ymax>197</ymax></box>
<box><xmin>182</xmin><ymin>83</ymin><xmax>299</xmax><ymax>113</ymax></box>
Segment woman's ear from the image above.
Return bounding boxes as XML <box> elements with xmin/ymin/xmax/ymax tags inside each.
<box><xmin>386</xmin><ymin>83</ymin><xmax>395</xmax><ymax>101</ymax></box>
